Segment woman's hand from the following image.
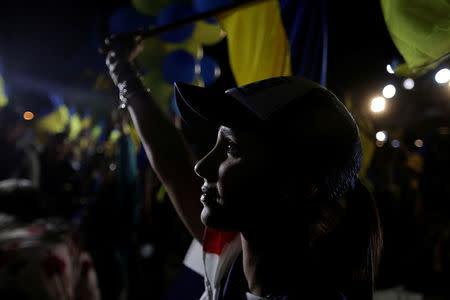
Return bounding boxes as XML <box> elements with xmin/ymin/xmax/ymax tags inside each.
<box><xmin>102</xmin><ymin>32</ymin><xmax>144</xmax><ymax>63</ymax></box>
<box><xmin>101</xmin><ymin>32</ymin><xmax>145</xmax><ymax>97</ymax></box>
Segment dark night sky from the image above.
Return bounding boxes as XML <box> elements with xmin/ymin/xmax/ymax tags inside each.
<box><xmin>0</xmin><ymin>0</ymin><xmax>447</xmax><ymax>131</ymax></box>
<box><xmin>0</xmin><ymin>0</ymin><xmax>125</xmax><ymax>116</ymax></box>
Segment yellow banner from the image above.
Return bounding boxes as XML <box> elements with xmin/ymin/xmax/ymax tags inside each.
<box><xmin>218</xmin><ymin>0</ymin><xmax>291</xmax><ymax>85</ymax></box>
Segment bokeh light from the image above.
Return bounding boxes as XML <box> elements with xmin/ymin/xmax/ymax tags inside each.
<box><xmin>23</xmin><ymin>111</ymin><xmax>34</xmax><ymax>120</ymax></box>
<box><xmin>376</xmin><ymin>131</ymin><xmax>387</xmax><ymax>142</ymax></box>
<box><xmin>371</xmin><ymin>97</ymin><xmax>386</xmax><ymax>113</ymax></box>
<box><xmin>386</xmin><ymin>64</ymin><xmax>394</xmax><ymax>74</ymax></box>
<box><xmin>403</xmin><ymin>78</ymin><xmax>414</xmax><ymax>90</ymax></box>
<box><xmin>414</xmin><ymin>139</ymin><xmax>423</xmax><ymax>148</ymax></box>
<box><xmin>391</xmin><ymin>139</ymin><xmax>400</xmax><ymax>148</ymax></box>
<box><xmin>438</xmin><ymin>127</ymin><xmax>449</xmax><ymax>135</ymax></box>
<box><xmin>140</xmin><ymin>243</ymin><xmax>155</xmax><ymax>258</ymax></box>
<box><xmin>382</xmin><ymin>84</ymin><xmax>396</xmax><ymax>98</ymax></box>
<box><xmin>434</xmin><ymin>68</ymin><xmax>450</xmax><ymax>84</ymax></box>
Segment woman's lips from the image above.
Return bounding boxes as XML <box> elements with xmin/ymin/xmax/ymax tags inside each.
<box><xmin>200</xmin><ymin>191</ymin><xmax>221</xmax><ymax>207</ymax></box>
<box><xmin>200</xmin><ymin>184</ymin><xmax>221</xmax><ymax>206</ymax></box>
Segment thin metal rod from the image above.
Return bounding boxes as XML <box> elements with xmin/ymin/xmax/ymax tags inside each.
<box><xmin>135</xmin><ymin>0</ymin><xmax>268</xmax><ymax>39</ymax></box>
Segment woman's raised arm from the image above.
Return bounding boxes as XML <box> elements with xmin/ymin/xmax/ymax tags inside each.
<box><xmin>103</xmin><ymin>33</ymin><xmax>204</xmax><ymax>242</ymax></box>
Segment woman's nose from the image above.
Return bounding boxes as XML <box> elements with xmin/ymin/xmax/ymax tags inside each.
<box><xmin>194</xmin><ymin>148</ymin><xmax>219</xmax><ymax>181</ymax></box>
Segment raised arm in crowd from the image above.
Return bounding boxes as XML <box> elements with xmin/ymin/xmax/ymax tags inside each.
<box><xmin>103</xmin><ymin>33</ymin><xmax>204</xmax><ymax>242</ymax></box>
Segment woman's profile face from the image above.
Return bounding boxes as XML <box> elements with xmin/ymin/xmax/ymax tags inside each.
<box><xmin>194</xmin><ymin>126</ymin><xmax>277</xmax><ymax>231</ymax></box>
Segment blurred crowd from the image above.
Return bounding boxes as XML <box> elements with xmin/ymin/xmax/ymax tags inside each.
<box><xmin>0</xmin><ymin>101</ymin><xmax>448</xmax><ymax>300</ymax></box>
<box><xmin>0</xmin><ymin>104</ymin><xmax>194</xmax><ymax>300</ymax></box>
<box><xmin>367</xmin><ymin>128</ymin><xmax>450</xmax><ymax>299</ymax></box>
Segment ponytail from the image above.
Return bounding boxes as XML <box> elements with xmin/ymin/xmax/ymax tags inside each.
<box><xmin>342</xmin><ymin>178</ymin><xmax>383</xmax><ymax>300</ymax></box>
<box><xmin>305</xmin><ymin>177</ymin><xmax>382</xmax><ymax>300</ymax></box>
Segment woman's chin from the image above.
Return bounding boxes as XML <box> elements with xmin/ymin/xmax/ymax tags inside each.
<box><xmin>200</xmin><ymin>207</ymin><xmax>219</xmax><ymax>227</ymax></box>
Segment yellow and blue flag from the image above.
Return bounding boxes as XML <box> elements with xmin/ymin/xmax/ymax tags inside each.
<box><xmin>68</xmin><ymin>105</ymin><xmax>82</xmax><ymax>141</ymax></box>
<box><xmin>0</xmin><ymin>76</ymin><xmax>8</xmax><ymax>108</ymax></box>
<box><xmin>218</xmin><ymin>0</ymin><xmax>327</xmax><ymax>86</ymax></box>
<box><xmin>0</xmin><ymin>61</ymin><xmax>7</xmax><ymax>108</ymax></box>
<box><xmin>81</xmin><ymin>110</ymin><xmax>93</xmax><ymax>130</ymax></box>
<box><xmin>381</xmin><ymin>0</ymin><xmax>450</xmax><ymax>76</ymax></box>
<box><xmin>36</xmin><ymin>94</ymin><xmax>70</xmax><ymax>134</ymax></box>
<box><xmin>90</xmin><ymin>120</ymin><xmax>105</xmax><ymax>144</ymax></box>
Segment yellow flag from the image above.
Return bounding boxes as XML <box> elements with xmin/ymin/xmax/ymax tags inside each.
<box><xmin>218</xmin><ymin>0</ymin><xmax>291</xmax><ymax>85</ymax></box>
<box><xmin>381</xmin><ymin>0</ymin><xmax>450</xmax><ymax>76</ymax></box>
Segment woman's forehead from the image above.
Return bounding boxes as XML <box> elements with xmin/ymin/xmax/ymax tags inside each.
<box><xmin>219</xmin><ymin>126</ymin><xmax>233</xmax><ymax>135</ymax></box>
<box><xmin>218</xmin><ymin>125</ymin><xmax>271</xmax><ymax>149</ymax></box>
<box><xmin>218</xmin><ymin>126</ymin><xmax>249</xmax><ymax>141</ymax></box>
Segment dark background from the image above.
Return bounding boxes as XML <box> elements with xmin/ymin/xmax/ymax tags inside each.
<box><xmin>0</xmin><ymin>1</ymin><xmax>449</xmax><ymax>299</ymax></box>
<box><xmin>1</xmin><ymin>0</ymin><xmax>447</xmax><ymax>129</ymax></box>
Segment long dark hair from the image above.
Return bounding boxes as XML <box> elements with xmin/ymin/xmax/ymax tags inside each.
<box><xmin>273</xmin><ymin>88</ymin><xmax>383</xmax><ymax>300</ymax></box>
<box><xmin>340</xmin><ymin>179</ymin><xmax>383</xmax><ymax>300</ymax></box>
<box><xmin>306</xmin><ymin>178</ymin><xmax>382</xmax><ymax>300</ymax></box>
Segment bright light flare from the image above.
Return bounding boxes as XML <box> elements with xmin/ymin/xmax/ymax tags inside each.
<box><xmin>403</xmin><ymin>78</ymin><xmax>414</xmax><ymax>90</ymax></box>
<box><xmin>194</xmin><ymin>64</ymin><xmax>201</xmax><ymax>75</ymax></box>
<box><xmin>391</xmin><ymin>139</ymin><xmax>400</xmax><ymax>148</ymax></box>
<box><xmin>140</xmin><ymin>243</ymin><xmax>155</xmax><ymax>258</ymax></box>
<box><xmin>435</xmin><ymin>68</ymin><xmax>450</xmax><ymax>84</ymax></box>
<box><xmin>414</xmin><ymin>139</ymin><xmax>423</xmax><ymax>148</ymax></box>
<box><xmin>386</xmin><ymin>64</ymin><xmax>394</xmax><ymax>74</ymax></box>
<box><xmin>438</xmin><ymin>127</ymin><xmax>449</xmax><ymax>135</ymax></box>
<box><xmin>376</xmin><ymin>131</ymin><xmax>387</xmax><ymax>142</ymax></box>
<box><xmin>214</xmin><ymin>66</ymin><xmax>221</xmax><ymax>78</ymax></box>
<box><xmin>23</xmin><ymin>111</ymin><xmax>34</xmax><ymax>120</ymax></box>
<box><xmin>382</xmin><ymin>84</ymin><xmax>396</xmax><ymax>98</ymax></box>
<box><xmin>371</xmin><ymin>97</ymin><xmax>386</xmax><ymax>113</ymax></box>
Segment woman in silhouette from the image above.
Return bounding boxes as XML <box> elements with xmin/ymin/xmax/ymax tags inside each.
<box><xmin>103</xmin><ymin>33</ymin><xmax>382</xmax><ymax>300</ymax></box>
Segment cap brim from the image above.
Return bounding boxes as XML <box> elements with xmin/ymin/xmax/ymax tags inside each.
<box><xmin>174</xmin><ymin>81</ymin><xmax>261</xmax><ymax>130</ymax></box>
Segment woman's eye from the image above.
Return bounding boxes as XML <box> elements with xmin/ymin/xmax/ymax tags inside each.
<box><xmin>226</xmin><ymin>141</ymin><xmax>239</xmax><ymax>156</ymax></box>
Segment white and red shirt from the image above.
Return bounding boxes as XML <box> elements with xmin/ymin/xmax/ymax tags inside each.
<box><xmin>183</xmin><ymin>227</ymin><xmax>347</xmax><ymax>300</ymax></box>
<box><xmin>183</xmin><ymin>227</ymin><xmax>241</xmax><ymax>300</ymax></box>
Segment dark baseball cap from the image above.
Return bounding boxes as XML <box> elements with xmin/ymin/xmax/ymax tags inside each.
<box><xmin>175</xmin><ymin>76</ymin><xmax>353</xmax><ymax>130</ymax></box>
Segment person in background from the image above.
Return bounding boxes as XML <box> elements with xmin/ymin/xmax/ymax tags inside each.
<box><xmin>39</xmin><ymin>132</ymin><xmax>81</xmax><ymax>219</ymax></box>
<box><xmin>0</xmin><ymin>106</ymin><xmax>39</xmax><ymax>185</ymax></box>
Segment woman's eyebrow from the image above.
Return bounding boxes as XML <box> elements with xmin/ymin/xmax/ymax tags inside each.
<box><xmin>219</xmin><ymin>126</ymin><xmax>239</xmax><ymax>142</ymax></box>
<box><xmin>219</xmin><ymin>126</ymin><xmax>232</xmax><ymax>136</ymax></box>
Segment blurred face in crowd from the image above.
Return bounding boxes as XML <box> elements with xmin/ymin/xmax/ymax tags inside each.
<box><xmin>195</xmin><ymin>126</ymin><xmax>285</xmax><ymax>232</ymax></box>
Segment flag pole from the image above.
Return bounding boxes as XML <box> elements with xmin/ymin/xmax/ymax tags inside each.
<box><xmin>134</xmin><ymin>0</ymin><xmax>268</xmax><ymax>39</ymax></box>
